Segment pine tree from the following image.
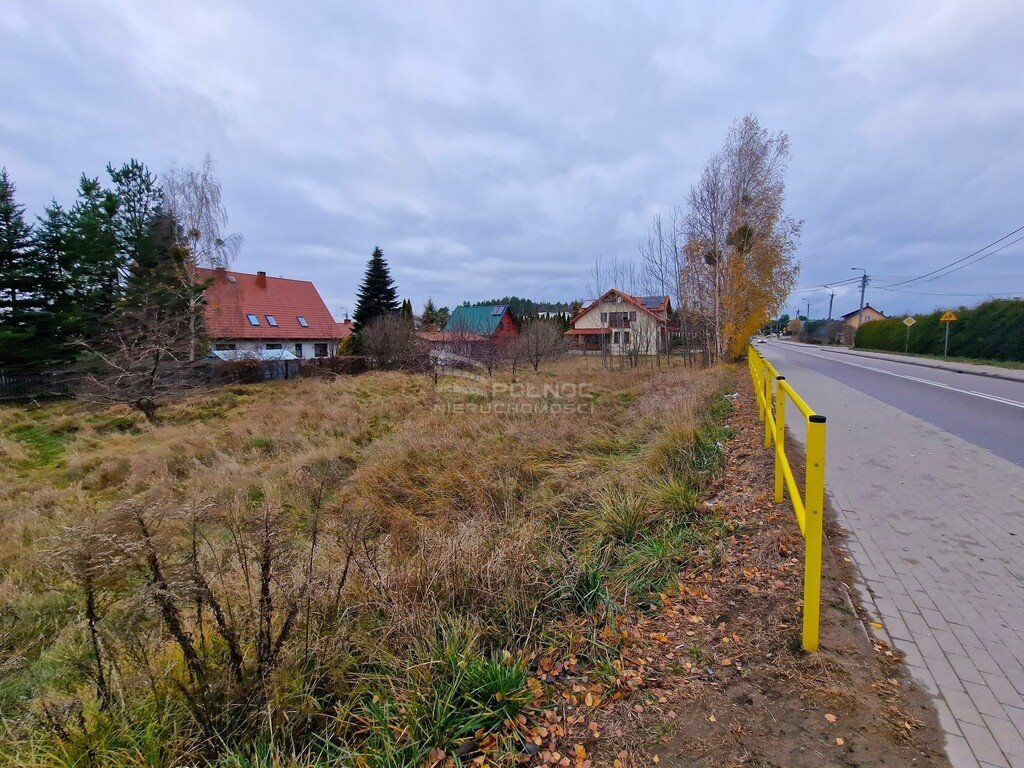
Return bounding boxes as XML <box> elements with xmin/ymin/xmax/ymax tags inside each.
<box><xmin>399</xmin><ymin>298</ymin><xmax>413</xmax><ymax>324</ymax></box>
<box><xmin>0</xmin><ymin>169</ymin><xmax>38</xmax><ymax>369</ymax></box>
<box><xmin>352</xmin><ymin>246</ymin><xmax>399</xmax><ymax>332</ymax></box>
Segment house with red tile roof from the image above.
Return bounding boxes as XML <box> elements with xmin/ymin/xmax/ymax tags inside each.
<box><xmin>198</xmin><ymin>268</ymin><xmax>341</xmax><ymax>359</ymax></box>
<box><xmin>566</xmin><ymin>289</ymin><xmax>673</xmax><ymax>355</ymax></box>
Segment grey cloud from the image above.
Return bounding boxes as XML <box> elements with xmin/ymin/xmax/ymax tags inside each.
<box><xmin>2</xmin><ymin>0</ymin><xmax>1023</xmax><ymax>319</ymax></box>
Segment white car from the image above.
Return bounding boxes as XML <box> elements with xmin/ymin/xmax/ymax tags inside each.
<box><xmin>756</xmin><ymin>337</ymin><xmax>768</xmax><ymax>344</ymax></box>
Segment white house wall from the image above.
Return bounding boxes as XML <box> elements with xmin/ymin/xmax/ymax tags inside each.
<box><xmin>211</xmin><ymin>338</ymin><xmax>337</xmax><ymax>358</ymax></box>
<box><xmin>574</xmin><ymin>298</ymin><xmax>665</xmax><ymax>355</ymax></box>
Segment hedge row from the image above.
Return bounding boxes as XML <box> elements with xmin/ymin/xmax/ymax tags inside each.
<box><xmin>854</xmin><ymin>299</ymin><xmax>1024</xmax><ymax>362</ymax></box>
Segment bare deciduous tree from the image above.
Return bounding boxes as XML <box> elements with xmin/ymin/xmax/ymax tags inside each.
<box><xmin>162</xmin><ymin>156</ymin><xmax>242</xmax><ymax>271</ymax></box>
<box><xmin>162</xmin><ymin>156</ymin><xmax>243</xmax><ymax>357</ymax></box>
<box><xmin>638</xmin><ymin>210</ymin><xmax>686</xmax><ymax>311</ymax></box>
<box><xmin>76</xmin><ymin>306</ymin><xmax>200</xmax><ymax>424</ymax></box>
<box><xmin>505</xmin><ymin>333</ymin><xmax>527</xmax><ymax>381</ymax></box>
<box><xmin>521</xmin><ymin>319</ymin><xmax>567</xmax><ymax>372</ymax></box>
<box><xmin>587</xmin><ymin>254</ymin><xmax>642</xmax><ymax>300</ymax></box>
<box><xmin>361</xmin><ymin>313</ymin><xmax>416</xmax><ymax>370</ymax></box>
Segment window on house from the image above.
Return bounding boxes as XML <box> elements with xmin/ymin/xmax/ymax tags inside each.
<box><xmin>266</xmin><ymin>343</ymin><xmax>282</xmax><ymax>350</ymax></box>
<box><xmin>613</xmin><ymin>331</ymin><xmax>620</xmax><ymax>344</ymax></box>
<box><xmin>600</xmin><ymin>312</ymin><xmax>608</xmax><ymax>323</ymax></box>
<box><xmin>265</xmin><ymin>315</ymin><xmax>278</xmax><ymax>327</ymax></box>
<box><xmin>246</xmin><ymin>313</ymin><xmax>260</xmax><ymax>326</ymax></box>
<box><xmin>629</xmin><ymin>311</ymin><xmax>637</xmax><ymax>321</ymax></box>
<box><xmin>622</xmin><ymin>331</ymin><xmax>631</xmax><ymax>345</ymax></box>
<box><xmin>294</xmin><ymin>343</ymin><xmax>303</xmax><ymax>358</ymax></box>
<box><xmin>314</xmin><ymin>342</ymin><xmax>328</xmax><ymax>358</ymax></box>
<box><xmin>215</xmin><ymin>343</ymin><xmax>236</xmax><ymax>351</ymax></box>
<box><xmin>297</xmin><ymin>316</ymin><xmax>309</xmax><ymax>327</ymax></box>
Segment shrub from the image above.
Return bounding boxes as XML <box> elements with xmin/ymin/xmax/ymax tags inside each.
<box><xmin>299</xmin><ymin>355</ymin><xmax>368</xmax><ymax>376</ymax></box>
<box><xmin>855</xmin><ymin>298</ymin><xmax>1024</xmax><ymax>362</ymax></box>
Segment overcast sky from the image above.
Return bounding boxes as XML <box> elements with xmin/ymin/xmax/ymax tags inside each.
<box><xmin>2</xmin><ymin>1</ymin><xmax>1022</xmax><ymax>320</ymax></box>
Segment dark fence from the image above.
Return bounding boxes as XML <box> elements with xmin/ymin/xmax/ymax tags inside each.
<box><xmin>199</xmin><ymin>356</ymin><xmax>368</xmax><ymax>385</ymax></box>
<box><xmin>0</xmin><ymin>356</ymin><xmax>369</xmax><ymax>402</ymax></box>
<box><xmin>0</xmin><ymin>371</ymin><xmax>81</xmax><ymax>401</ymax></box>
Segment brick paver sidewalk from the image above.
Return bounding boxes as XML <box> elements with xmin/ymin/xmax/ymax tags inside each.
<box><xmin>775</xmin><ymin>365</ymin><xmax>1024</xmax><ymax>768</ymax></box>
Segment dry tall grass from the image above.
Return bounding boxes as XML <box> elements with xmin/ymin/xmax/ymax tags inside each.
<box><xmin>0</xmin><ymin>358</ymin><xmax>732</xmax><ymax>766</ymax></box>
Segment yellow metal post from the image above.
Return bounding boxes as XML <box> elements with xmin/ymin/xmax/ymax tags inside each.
<box><xmin>750</xmin><ymin>355</ymin><xmax>758</xmax><ymax>418</ymax></box>
<box><xmin>762</xmin><ymin>360</ymin><xmax>772</xmax><ymax>448</ymax></box>
<box><xmin>752</xmin><ymin>349</ymin><xmax>763</xmax><ymax>420</ymax></box>
<box><xmin>774</xmin><ymin>376</ymin><xmax>786</xmax><ymax>503</ymax></box>
<box><xmin>801</xmin><ymin>414</ymin><xmax>827</xmax><ymax>652</ymax></box>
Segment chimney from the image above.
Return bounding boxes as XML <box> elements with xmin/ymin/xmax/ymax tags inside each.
<box><xmin>214</xmin><ymin>266</ymin><xmax>227</xmax><ymax>281</ymax></box>
<box><xmin>256</xmin><ymin>270</ymin><xmax>267</xmax><ymax>289</ymax></box>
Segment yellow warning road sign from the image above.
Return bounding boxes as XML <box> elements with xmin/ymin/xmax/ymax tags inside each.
<box><xmin>940</xmin><ymin>310</ymin><xmax>957</xmax><ymax>322</ymax></box>
<box><xmin>903</xmin><ymin>316</ymin><xmax>916</xmax><ymax>326</ymax></box>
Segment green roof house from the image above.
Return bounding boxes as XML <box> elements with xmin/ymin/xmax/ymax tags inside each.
<box><xmin>444</xmin><ymin>305</ymin><xmax>519</xmax><ymax>339</ymax></box>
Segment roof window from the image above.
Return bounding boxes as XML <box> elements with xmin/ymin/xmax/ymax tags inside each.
<box><xmin>297</xmin><ymin>316</ymin><xmax>309</xmax><ymax>327</ymax></box>
<box><xmin>266</xmin><ymin>315</ymin><xmax>278</xmax><ymax>327</ymax></box>
<box><xmin>246</xmin><ymin>313</ymin><xmax>260</xmax><ymax>326</ymax></box>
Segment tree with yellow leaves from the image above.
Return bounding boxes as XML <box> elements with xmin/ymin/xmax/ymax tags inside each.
<box><xmin>681</xmin><ymin>115</ymin><xmax>801</xmax><ymax>361</ymax></box>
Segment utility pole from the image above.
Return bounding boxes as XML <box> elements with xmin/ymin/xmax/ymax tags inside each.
<box><xmin>805</xmin><ymin>299</ymin><xmax>811</xmax><ymax>320</ymax></box>
<box><xmin>851</xmin><ymin>268</ymin><xmax>868</xmax><ymax>347</ymax></box>
<box><xmin>827</xmin><ymin>292</ymin><xmax>834</xmax><ymax>321</ymax></box>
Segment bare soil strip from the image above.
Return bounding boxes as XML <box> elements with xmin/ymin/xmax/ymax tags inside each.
<box><xmin>534</xmin><ymin>373</ymin><xmax>949</xmax><ymax>768</ymax></box>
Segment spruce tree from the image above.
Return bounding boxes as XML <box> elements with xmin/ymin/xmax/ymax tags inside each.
<box><xmin>421</xmin><ymin>297</ymin><xmax>438</xmax><ymax>328</ymax></box>
<box><xmin>352</xmin><ymin>246</ymin><xmax>399</xmax><ymax>332</ymax></box>
<box><xmin>0</xmin><ymin>169</ymin><xmax>38</xmax><ymax>369</ymax></box>
<box><xmin>64</xmin><ymin>175</ymin><xmax>120</xmax><ymax>337</ymax></box>
<box><xmin>31</xmin><ymin>202</ymin><xmax>77</xmax><ymax>366</ymax></box>
<box><xmin>108</xmin><ymin>159</ymin><xmax>167</xmax><ymax>306</ymax></box>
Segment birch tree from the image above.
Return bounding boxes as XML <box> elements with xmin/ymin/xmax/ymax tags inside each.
<box><xmin>162</xmin><ymin>156</ymin><xmax>242</xmax><ymax>357</ymax></box>
<box><xmin>682</xmin><ymin>115</ymin><xmax>801</xmax><ymax>360</ymax></box>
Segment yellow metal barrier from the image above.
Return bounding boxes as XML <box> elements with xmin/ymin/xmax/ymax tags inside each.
<box><xmin>747</xmin><ymin>345</ymin><xmax>827</xmax><ymax>652</ymax></box>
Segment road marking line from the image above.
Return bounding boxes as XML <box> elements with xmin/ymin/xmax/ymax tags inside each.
<box><xmin>772</xmin><ymin>344</ymin><xmax>1024</xmax><ymax>410</ymax></box>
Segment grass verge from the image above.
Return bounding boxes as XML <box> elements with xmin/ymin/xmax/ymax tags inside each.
<box><xmin>0</xmin><ymin>359</ymin><xmax>735</xmax><ymax>766</ymax></box>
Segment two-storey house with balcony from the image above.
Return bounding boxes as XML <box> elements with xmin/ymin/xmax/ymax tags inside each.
<box><xmin>565</xmin><ymin>289</ymin><xmax>673</xmax><ymax>355</ymax></box>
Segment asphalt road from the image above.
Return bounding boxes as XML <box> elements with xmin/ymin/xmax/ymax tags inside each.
<box><xmin>759</xmin><ymin>341</ymin><xmax>1024</xmax><ymax>467</ymax></box>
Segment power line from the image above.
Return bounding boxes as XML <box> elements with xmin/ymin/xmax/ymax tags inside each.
<box><xmin>878</xmin><ymin>225</ymin><xmax>1024</xmax><ymax>289</ymax></box>
<box><xmin>874</xmin><ymin>286</ymin><xmax>1024</xmax><ymax>298</ymax></box>
<box><xmin>790</xmin><ymin>276</ymin><xmax>861</xmax><ymax>293</ymax></box>
<box><xmin>905</xmin><ymin>234</ymin><xmax>1024</xmax><ymax>287</ymax></box>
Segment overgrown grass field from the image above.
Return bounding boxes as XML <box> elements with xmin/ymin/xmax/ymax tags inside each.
<box><xmin>0</xmin><ymin>359</ymin><xmax>733</xmax><ymax>767</ymax></box>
